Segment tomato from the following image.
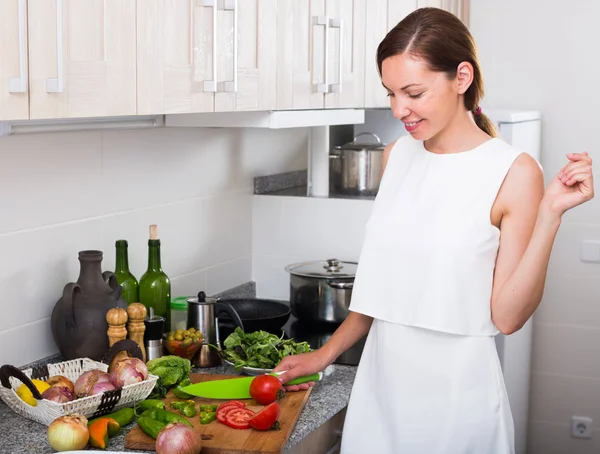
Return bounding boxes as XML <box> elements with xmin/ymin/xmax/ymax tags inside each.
<box><xmin>249</xmin><ymin>375</ymin><xmax>285</xmax><ymax>405</ymax></box>
<box><xmin>216</xmin><ymin>401</ymin><xmax>246</xmax><ymax>424</ymax></box>
<box><xmin>249</xmin><ymin>402</ymin><xmax>281</xmax><ymax>431</ymax></box>
<box><xmin>225</xmin><ymin>408</ymin><xmax>256</xmax><ymax>430</ymax></box>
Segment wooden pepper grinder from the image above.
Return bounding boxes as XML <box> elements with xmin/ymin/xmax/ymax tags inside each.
<box><xmin>106</xmin><ymin>307</ymin><xmax>128</xmax><ymax>347</ymax></box>
<box><xmin>127</xmin><ymin>303</ymin><xmax>147</xmax><ymax>361</ymax></box>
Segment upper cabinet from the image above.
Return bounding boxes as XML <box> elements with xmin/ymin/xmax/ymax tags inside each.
<box><xmin>0</xmin><ymin>0</ymin><xmax>29</xmax><ymax>121</ymax></box>
<box><xmin>28</xmin><ymin>0</ymin><xmax>137</xmax><ymax>120</ymax></box>
<box><xmin>276</xmin><ymin>0</ymin><xmax>366</xmax><ymax>110</ymax></box>
<box><xmin>137</xmin><ymin>0</ymin><xmax>277</xmax><ymax>115</ymax></box>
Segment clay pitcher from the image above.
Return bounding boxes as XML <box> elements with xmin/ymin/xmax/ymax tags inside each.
<box><xmin>51</xmin><ymin>250</ymin><xmax>129</xmax><ymax>361</ymax></box>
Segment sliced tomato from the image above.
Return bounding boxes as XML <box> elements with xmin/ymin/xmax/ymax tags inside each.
<box><xmin>249</xmin><ymin>402</ymin><xmax>281</xmax><ymax>431</ymax></box>
<box><xmin>225</xmin><ymin>408</ymin><xmax>256</xmax><ymax>430</ymax></box>
<box><xmin>216</xmin><ymin>401</ymin><xmax>246</xmax><ymax>424</ymax></box>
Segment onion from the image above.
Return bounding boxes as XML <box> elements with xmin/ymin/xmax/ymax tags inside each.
<box><xmin>74</xmin><ymin>370</ymin><xmax>115</xmax><ymax>398</ymax></box>
<box><xmin>155</xmin><ymin>422</ymin><xmax>202</xmax><ymax>454</ymax></box>
<box><xmin>109</xmin><ymin>357</ymin><xmax>148</xmax><ymax>388</ymax></box>
<box><xmin>47</xmin><ymin>414</ymin><xmax>89</xmax><ymax>452</ymax></box>
<box><xmin>42</xmin><ymin>386</ymin><xmax>74</xmax><ymax>403</ymax></box>
<box><xmin>46</xmin><ymin>375</ymin><xmax>75</xmax><ymax>393</ymax></box>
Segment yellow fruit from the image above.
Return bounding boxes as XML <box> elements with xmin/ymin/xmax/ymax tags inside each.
<box><xmin>16</xmin><ymin>379</ymin><xmax>51</xmax><ymax>406</ymax></box>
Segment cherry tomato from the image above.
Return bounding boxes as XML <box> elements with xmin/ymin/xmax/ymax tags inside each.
<box><xmin>216</xmin><ymin>401</ymin><xmax>246</xmax><ymax>423</ymax></box>
<box><xmin>249</xmin><ymin>375</ymin><xmax>285</xmax><ymax>405</ymax></box>
<box><xmin>249</xmin><ymin>402</ymin><xmax>281</xmax><ymax>431</ymax></box>
<box><xmin>225</xmin><ymin>408</ymin><xmax>256</xmax><ymax>430</ymax></box>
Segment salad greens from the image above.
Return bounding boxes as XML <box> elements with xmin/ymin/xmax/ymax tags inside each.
<box><xmin>222</xmin><ymin>327</ymin><xmax>312</xmax><ymax>370</ymax></box>
<box><xmin>146</xmin><ymin>355</ymin><xmax>191</xmax><ymax>399</ymax></box>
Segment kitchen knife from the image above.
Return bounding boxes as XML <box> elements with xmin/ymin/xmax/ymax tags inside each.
<box><xmin>180</xmin><ymin>371</ymin><xmax>323</xmax><ymax>399</ymax></box>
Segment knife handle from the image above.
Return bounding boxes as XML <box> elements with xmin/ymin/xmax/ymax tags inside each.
<box><xmin>271</xmin><ymin>371</ymin><xmax>323</xmax><ymax>386</ymax></box>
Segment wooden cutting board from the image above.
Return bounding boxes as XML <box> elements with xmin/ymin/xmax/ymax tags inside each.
<box><xmin>124</xmin><ymin>373</ymin><xmax>312</xmax><ymax>454</ymax></box>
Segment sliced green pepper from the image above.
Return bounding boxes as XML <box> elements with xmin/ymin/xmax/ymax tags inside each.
<box><xmin>140</xmin><ymin>408</ymin><xmax>193</xmax><ymax>427</ymax></box>
<box><xmin>182</xmin><ymin>402</ymin><xmax>197</xmax><ymax>417</ymax></box>
<box><xmin>200</xmin><ymin>411</ymin><xmax>216</xmax><ymax>424</ymax></box>
<box><xmin>199</xmin><ymin>404</ymin><xmax>217</xmax><ymax>413</ymax></box>
<box><xmin>170</xmin><ymin>401</ymin><xmax>186</xmax><ymax>411</ymax></box>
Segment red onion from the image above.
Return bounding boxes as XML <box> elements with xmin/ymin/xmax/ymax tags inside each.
<box><xmin>74</xmin><ymin>369</ymin><xmax>115</xmax><ymax>398</ymax></box>
<box><xmin>46</xmin><ymin>375</ymin><xmax>75</xmax><ymax>393</ymax></box>
<box><xmin>155</xmin><ymin>422</ymin><xmax>202</xmax><ymax>454</ymax></box>
<box><xmin>42</xmin><ymin>386</ymin><xmax>74</xmax><ymax>403</ymax></box>
<box><xmin>109</xmin><ymin>357</ymin><xmax>148</xmax><ymax>388</ymax></box>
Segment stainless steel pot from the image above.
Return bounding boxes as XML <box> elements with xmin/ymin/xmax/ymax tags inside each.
<box><xmin>330</xmin><ymin>132</ymin><xmax>386</xmax><ymax>196</ymax></box>
<box><xmin>284</xmin><ymin>259</ymin><xmax>357</xmax><ymax>324</ymax></box>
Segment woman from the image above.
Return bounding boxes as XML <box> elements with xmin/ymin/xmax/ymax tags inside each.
<box><xmin>274</xmin><ymin>7</ymin><xmax>594</xmax><ymax>454</ymax></box>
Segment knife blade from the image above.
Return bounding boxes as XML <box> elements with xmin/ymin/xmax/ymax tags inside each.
<box><xmin>180</xmin><ymin>371</ymin><xmax>323</xmax><ymax>399</ymax></box>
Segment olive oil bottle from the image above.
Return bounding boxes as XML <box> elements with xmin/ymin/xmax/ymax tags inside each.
<box><xmin>114</xmin><ymin>240</ymin><xmax>139</xmax><ymax>304</ymax></box>
<box><xmin>139</xmin><ymin>225</ymin><xmax>171</xmax><ymax>331</ymax></box>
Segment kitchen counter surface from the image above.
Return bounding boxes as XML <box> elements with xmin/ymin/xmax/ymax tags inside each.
<box><xmin>0</xmin><ymin>362</ymin><xmax>357</xmax><ymax>453</ymax></box>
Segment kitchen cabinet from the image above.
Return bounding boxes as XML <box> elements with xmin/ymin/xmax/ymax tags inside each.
<box><xmin>276</xmin><ymin>0</ymin><xmax>366</xmax><ymax>110</ymax></box>
<box><xmin>27</xmin><ymin>0</ymin><xmax>137</xmax><ymax>120</ymax></box>
<box><xmin>286</xmin><ymin>407</ymin><xmax>346</xmax><ymax>454</ymax></box>
<box><xmin>0</xmin><ymin>0</ymin><xmax>29</xmax><ymax>121</ymax></box>
<box><xmin>137</xmin><ymin>0</ymin><xmax>277</xmax><ymax>115</ymax></box>
<box><xmin>364</xmin><ymin>0</ymin><xmax>417</xmax><ymax>108</ymax></box>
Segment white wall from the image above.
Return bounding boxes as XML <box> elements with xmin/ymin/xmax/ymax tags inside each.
<box><xmin>471</xmin><ymin>3</ymin><xmax>600</xmax><ymax>453</ymax></box>
<box><xmin>0</xmin><ymin>126</ymin><xmax>307</xmax><ymax>367</ymax></box>
<box><xmin>253</xmin><ymin>195</ymin><xmax>373</xmax><ymax>300</ymax></box>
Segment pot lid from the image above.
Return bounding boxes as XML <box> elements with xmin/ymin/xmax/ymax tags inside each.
<box><xmin>334</xmin><ymin>132</ymin><xmax>386</xmax><ymax>152</ymax></box>
<box><xmin>285</xmin><ymin>259</ymin><xmax>358</xmax><ymax>279</ymax></box>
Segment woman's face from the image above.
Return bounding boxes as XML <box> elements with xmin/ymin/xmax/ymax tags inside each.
<box><xmin>381</xmin><ymin>53</ymin><xmax>461</xmax><ymax>141</ymax></box>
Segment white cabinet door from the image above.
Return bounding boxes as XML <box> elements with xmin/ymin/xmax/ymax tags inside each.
<box><xmin>364</xmin><ymin>0</ymin><xmax>416</xmax><ymax>108</ymax></box>
<box><xmin>0</xmin><ymin>0</ymin><xmax>29</xmax><ymax>121</ymax></box>
<box><xmin>276</xmin><ymin>0</ymin><xmax>327</xmax><ymax>110</ymax></box>
<box><xmin>214</xmin><ymin>0</ymin><xmax>277</xmax><ymax>112</ymax></box>
<box><xmin>28</xmin><ymin>0</ymin><xmax>137</xmax><ymax>120</ymax></box>
<box><xmin>323</xmin><ymin>0</ymin><xmax>366</xmax><ymax>109</ymax></box>
<box><xmin>137</xmin><ymin>0</ymin><xmax>215</xmax><ymax>115</ymax></box>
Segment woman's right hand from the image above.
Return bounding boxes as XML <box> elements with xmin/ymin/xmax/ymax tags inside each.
<box><xmin>273</xmin><ymin>349</ymin><xmax>332</xmax><ymax>391</ymax></box>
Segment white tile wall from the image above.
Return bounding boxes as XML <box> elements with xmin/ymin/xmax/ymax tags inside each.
<box><xmin>252</xmin><ymin>194</ymin><xmax>374</xmax><ymax>300</ymax></box>
<box><xmin>471</xmin><ymin>1</ymin><xmax>600</xmax><ymax>452</ymax></box>
<box><xmin>0</xmin><ymin>126</ymin><xmax>308</xmax><ymax>367</ymax></box>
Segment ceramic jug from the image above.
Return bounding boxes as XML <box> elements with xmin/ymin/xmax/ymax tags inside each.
<box><xmin>51</xmin><ymin>250</ymin><xmax>128</xmax><ymax>361</ymax></box>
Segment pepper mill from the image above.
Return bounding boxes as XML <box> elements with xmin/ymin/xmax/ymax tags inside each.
<box><xmin>106</xmin><ymin>307</ymin><xmax>128</xmax><ymax>347</ymax></box>
<box><xmin>144</xmin><ymin>308</ymin><xmax>166</xmax><ymax>362</ymax></box>
<box><xmin>127</xmin><ymin>303</ymin><xmax>147</xmax><ymax>361</ymax></box>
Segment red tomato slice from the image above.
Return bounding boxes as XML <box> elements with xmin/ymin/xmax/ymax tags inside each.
<box><xmin>249</xmin><ymin>402</ymin><xmax>281</xmax><ymax>431</ymax></box>
<box><xmin>225</xmin><ymin>408</ymin><xmax>256</xmax><ymax>430</ymax></box>
<box><xmin>216</xmin><ymin>401</ymin><xmax>246</xmax><ymax>424</ymax></box>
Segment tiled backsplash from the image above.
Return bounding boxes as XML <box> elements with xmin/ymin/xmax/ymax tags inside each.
<box><xmin>0</xmin><ymin>126</ymin><xmax>308</xmax><ymax>367</ymax></box>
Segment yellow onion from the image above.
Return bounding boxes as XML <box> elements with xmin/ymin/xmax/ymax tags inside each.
<box><xmin>47</xmin><ymin>414</ymin><xmax>89</xmax><ymax>452</ymax></box>
<box><xmin>46</xmin><ymin>375</ymin><xmax>75</xmax><ymax>393</ymax></box>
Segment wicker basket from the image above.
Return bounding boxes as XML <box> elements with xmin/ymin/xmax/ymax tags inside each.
<box><xmin>0</xmin><ymin>356</ymin><xmax>158</xmax><ymax>426</ymax></box>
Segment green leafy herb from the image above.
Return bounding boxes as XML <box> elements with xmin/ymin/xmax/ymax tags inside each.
<box><xmin>221</xmin><ymin>328</ymin><xmax>312</xmax><ymax>370</ymax></box>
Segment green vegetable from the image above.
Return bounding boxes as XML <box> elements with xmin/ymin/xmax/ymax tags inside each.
<box><xmin>181</xmin><ymin>402</ymin><xmax>197</xmax><ymax>417</ymax></box>
<box><xmin>137</xmin><ymin>416</ymin><xmax>166</xmax><ymax>439</ymax></box>
<box><xmin>147</xmin><ymin>377</ymin><xmax>167</xmax><ymax>400</ymax></box>
<box><xmin>171</xmin><ymin>378</ymin><xmax>194</xmax><ymax>399</ymax></box>
<box><xmin>200</xmin><ymin>404</ymin><xmax>217</xmax><ymax>412</ymax></box>
<box><xmin>140</xmin><ymin>408</ymin><xmax>193</xmax><ymax>427</ymax></box>
<box><xmin>170</xmin><ymin>401</ymin><xmax>186</xmax><ymax>411</ymax></box>
<box><xmin>88</xmin><ymin>407</ymin><xmax>135</xmax><ymax>428</ymax></box>
<box><xmin>146</xmin><ymin>355</ymin><xmax>191</xmax><ymax>397</ymax></box>
<box><xmin>222</xmin><ymin>327</ymin><xmax>312</xmax><ymax>370</ymax></box>
<box><xmin>136</xmin><ymin>399</ymin><xmax>166</xmax><ymax>414</ymax></box>
<box><xmin>200</xmin><ymin>411</ymin><xmax>216</xmax><ymax>424</ymax></box>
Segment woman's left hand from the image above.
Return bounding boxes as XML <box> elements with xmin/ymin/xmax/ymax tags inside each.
<box><xmin>542</xmin><ymin>152</ymin><xmax>594</xmax><ymax>216</ymax></box>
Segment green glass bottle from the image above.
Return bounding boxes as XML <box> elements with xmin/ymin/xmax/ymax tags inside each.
<box><xmin>114</xmin><ymin>239</ymin><xmax>139</xmax><ymax>304</ymax></box>
<box><xmin>139</xmin><ymin>225</ymin><xmax>171</xmax><ymax>331</ymax></box>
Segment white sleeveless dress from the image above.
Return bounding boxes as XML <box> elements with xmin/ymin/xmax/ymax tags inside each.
<box><xmin>341</xmin><ymin>136</ymin><xmax>522</xmax><ymax>454</ymax></box>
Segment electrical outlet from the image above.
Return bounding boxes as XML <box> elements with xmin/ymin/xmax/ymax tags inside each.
<box><xmin>571</xmin><ymin>416</ymin><xmax>594</xmax><ymax>439</ymax></box>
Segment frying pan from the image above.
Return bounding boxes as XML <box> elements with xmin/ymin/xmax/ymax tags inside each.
<box><xmin>217</xmin><ymin>298</ymin><xmax>291</xmax><ymax>337</ymax></box>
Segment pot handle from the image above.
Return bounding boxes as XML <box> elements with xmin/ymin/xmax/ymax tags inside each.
<box><xmin>352</xmin><ymin>132</ymin><xmax>382</xmax><ymax>145</ymax></box>
<box><xmin>328</xmin><ymin>281</ymin><xmax>354</xmax><ymax>290</ymax></box>
<box><xmin>216</xmin><ymin>301</ymin><xmax>245</xmax><ymax>332</ymax></box>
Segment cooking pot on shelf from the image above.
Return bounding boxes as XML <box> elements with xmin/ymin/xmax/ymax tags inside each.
<box><xmin>330</xmin><ymin>132</ymin><xmax>386</xmax><ymax>197</ymax></box>
<box><xmin>284</xmin><ymin>259</ymin><xmax>357</xmax><ymax>324</ymax></box>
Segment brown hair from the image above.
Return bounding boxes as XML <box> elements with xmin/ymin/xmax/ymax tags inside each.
<box><xmin>377</xmin><ymin>7</ymin><xmax>497</xmax><ymax>138</ymax></box>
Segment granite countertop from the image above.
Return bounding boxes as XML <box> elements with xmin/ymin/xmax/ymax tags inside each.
<box><xmin>0</xmin><ymin>361</ymin><xmax>356</xmax><ymax>454</ymax></box>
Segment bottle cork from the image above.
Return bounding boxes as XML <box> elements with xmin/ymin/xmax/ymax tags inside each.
<box><xmin>106</xmin><ymin>307</ymin><xmax>128</xmax><ymax>347</ymax></box>
<box><xmin>127</xmin><ymin>303</ymin><xmax>147</xmax><ymax>361</ymax></box>
<box><xmin>149</xmin><ymin>224</ymin><xmax>159</xmax><ymax>240</ymax></box>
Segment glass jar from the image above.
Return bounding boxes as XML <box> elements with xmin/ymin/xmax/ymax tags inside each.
<box><xmin>170</xmin><ymin>296</ymin><xmax>188</xmax><ymax>331</ymax></box>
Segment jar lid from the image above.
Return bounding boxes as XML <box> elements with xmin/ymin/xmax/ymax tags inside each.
<box><xmin>170</xmin><ymin>296</ymin><xmax>188</xmax><ymax>310</ymax></box>
<box><xmin>284</xmin><ymin>259</ymin><xmax>358</xmax><ymax>279</ymax></box>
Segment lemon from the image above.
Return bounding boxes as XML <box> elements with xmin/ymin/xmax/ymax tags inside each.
<box><xmin>16</xmin><ymin>379</ymin><xmax>51</xmax><ymax>406</ymax></box>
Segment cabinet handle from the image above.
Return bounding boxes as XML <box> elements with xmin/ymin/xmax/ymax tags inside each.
<box><xmin>221</xmin><ymin>0</ymin><xmax>237</xmax><ymax>92</ymax></box>
<box><xmin>201</xmin><ymin>0</ymin><xmax>217</xmax><ymax>93</ymax></box>
<box><xmin>313</xmin><ymin>16</ymin><xmax>329</xmax><ymax>94</ymax></box>
<box><xmin>46</xmin><ymin>0</ymin><xmax>64</xmax><ymax>93</ymax></box>
<box><xmin>8</xmin><ymin>0</ymin><xmax>27</xmax><ymax>93</ymax></box>
<box><xmin>329</xmin><ymin>18</ymin><xmax>343</xmax><ymax>94</ymax></box>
